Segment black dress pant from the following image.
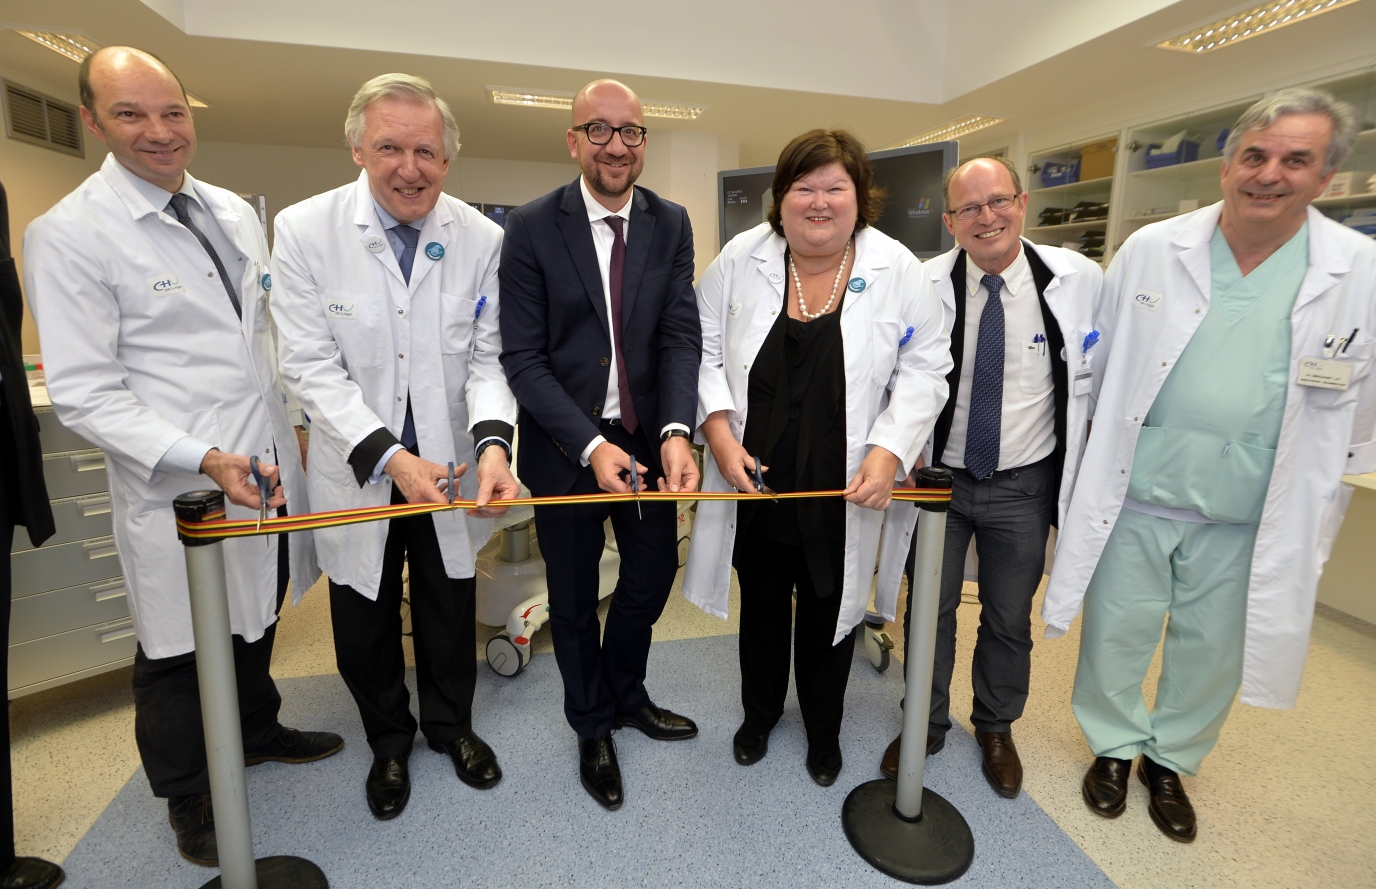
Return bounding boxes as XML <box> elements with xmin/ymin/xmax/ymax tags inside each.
<box><xmin>734</xmin><ymin>531</ymin><xmax>855</xmax><ymax>755</ymax></box>
<box><xmin>329</xmin><ymin>483</ymin><xmax>477</xmax><ymax>758</ymax></box>
<box><xmin>131</xmin><ymin>530</ymin><xmax>289</xmax><ymax>799</ymax></box>
<box><xmin>903</xmin><ymin>457</ymin><xmax>1056</xmax><ymax>737</ymax></box>
<box><xmin>533</xmin><ymin>421</ymin><xmax>678</xmax><ymax>740</ymax></box>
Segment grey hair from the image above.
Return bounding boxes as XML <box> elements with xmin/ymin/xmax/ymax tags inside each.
<box><xmin>1223</xmin><ymin>88</ymin><xmax>1359</xmax><ymax>175</ymax></box>
<box><xmin>344</xmin><ymin>73</ymin><xmax>460</xmax><ymax>159</ymax></box>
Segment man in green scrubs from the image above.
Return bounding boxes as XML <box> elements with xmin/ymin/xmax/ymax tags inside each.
<box><xmin>1069</xmin><ymin>89</ymin><xmax>1365</xmax><ymax>842</ymax></box>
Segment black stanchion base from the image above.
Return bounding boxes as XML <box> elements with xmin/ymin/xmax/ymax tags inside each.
<box><xmin>842</xmin><ymin>780</ymin><xmax>975</xmax><ymax>885</ymax></box>
<box><xmin>199</xmin><ymin>855</ymin><xmax>328</xmax><ymax>889</ymax></box>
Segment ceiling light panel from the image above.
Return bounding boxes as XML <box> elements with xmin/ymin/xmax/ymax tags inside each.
<box><xmin>490</xmin><ymin>87</ymin><xmax>707</xmax><ymax>120</ymax></box>
<box><xmin>888</xmin><ymin>114</ymin><xmax>1007</xmax><ymax>149</ymax></box>
<box><xmin>1157</xmin><ymin>0</ymin><xmax>1363</xmax><ymax>53</ymax></box>
<box><xmin>7</xmin><ymin>26</ymin><xmax>210</xmax><ymax>107</ymax></box>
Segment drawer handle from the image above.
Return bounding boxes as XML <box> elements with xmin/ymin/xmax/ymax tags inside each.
<box><xmin>99</xmin><ymin>623</ymin><xmax>135</xmax><ymax>644</ymax></box>
<box><xmin>80</xmin><ymin>494</ymin><xmax>112</xmax><ymax>516</ymax></box>
<box><xmin>94</xmin><ymin>585</ymin><xmax>127</xmax><ymax>602</ymax></box>
<box><xmin>70</xmin><ymin>454</ymin><xmax>105</xmax><ymax>472</ymax></box>
<box><xmin>83</xmin><ymin>538</ymin><xmax>118</xmax><ymax>560</ymax></box>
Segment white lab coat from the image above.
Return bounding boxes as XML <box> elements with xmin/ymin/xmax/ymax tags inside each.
<box><xmin>270</xmin><ymin>172</ymin><xmax>517</xmax><ymax>598</ymax></box>
<box><xmin>1043</xmin><ymin>203</ymin><xmax>1376</xmax><ymax>709</ymax></box>
<box><xmin>682</xmin><ymin>223</ymin><xmax>951</xmax><ymax>644</ymax></box>
<box><xmin>23</xmin><ymin>154</ymin><xmax>319</xmax><ymax>660</ymax></box>
<box><xmin>871</xmin><ymin>239</ymin><xmax>1106</xmax><ymax>615</ymax></box>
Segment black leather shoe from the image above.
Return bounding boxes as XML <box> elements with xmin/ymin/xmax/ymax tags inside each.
<box><xmin>579</xmin><ymin>735</ymin><xmax>623</xmax><ymax>810</ymax></box>
<box><xmin>1138</xmin><ymin>758</ymin><xmax>1197</xmax><ymax>842</ymax></box>
<box><xmin>0</xmin><ymin>857</ymin><xmax>64</xmax><ymax>889</ymax></box>
<box><xmin>879</xmin><ymin>732</ymin><xmax>944</xmax><ymax>779</ymax></box>
<box><xmin>168</xmin><ymin>793</ymin><xmax>217</xmax><ymax>866</ymax></box>
<box><xmin>732</xmin><ymin>725</ymin><xmax>769</xmax><ymax>766</ymax></box>
<box><xmin>428</xmin><ymin>732</ymin><xmax>502</xmax><ymax>789</ymax></box>
<box><xmin>366</xmin><ymin>754</ymin><xmax>411</xmax><ymax>820</ymax></box>
<box><xmin>805</xmin><ymin>748</ymin><xmax>843</xmax><ymax>787</ymax></box>
<box><xmin>1082</xmin><ymin>756</ymin><xmax>1132</xmax><ymax>818</ymax></box>
<box><xmin>976</xmin><ymin>730</ymin><xmax>1023</xmax><ymax>798</ymax></box>
<box><xmin>614</xmin><ymin>704</ymin><xmax>698</xmax><ymax>740</ymax></box>
<box><xmin>245</xmin><ymin>726</ymin><xmax>344</xmax><ymax>766</ymax></box>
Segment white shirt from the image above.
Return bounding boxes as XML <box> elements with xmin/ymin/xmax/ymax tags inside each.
<box><xmin>577</xmin><ymin>176</ymin><xmax>687</xmax><ymax>463</ymax></box>
<box><xmin>116</xmin><ymin>162</ymin><xmax>248</xmax><ymax>476</ymax></box>
<box><xmin>943</xmin><ymin>244</ymin><xmax>1056</xmax><ymax>470</ymax></box>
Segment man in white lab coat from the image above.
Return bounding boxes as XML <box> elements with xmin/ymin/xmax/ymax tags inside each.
<box><xmin>22</xmin><ymin>47</ymin><xmax>339</xmax><ymax>867</ymax></box>
<box><xmin>1045</xmin><ymin>89</ymin><xmax>1376</xmax><ymax>842</ymax></box>
<box><xmin>271</xmin><ymin>74</ymin><xmax>520</xmax><ymax>821</ymax></box>
<box><xmin>873</xmin><ymin>157</ymin><xmax>1102</xmax><ymax>798</ymax></box>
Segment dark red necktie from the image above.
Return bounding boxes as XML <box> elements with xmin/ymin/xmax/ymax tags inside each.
<box><xmin>604</xmin><ymin>216</ymin><xmax>638</xmax><ymax>434</ymax></box>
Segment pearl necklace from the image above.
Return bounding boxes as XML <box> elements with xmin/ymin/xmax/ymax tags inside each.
<box><xmin>790</xmin><ymin>238</ymin><xmax>851</xmax><ymax>321</ymax></box>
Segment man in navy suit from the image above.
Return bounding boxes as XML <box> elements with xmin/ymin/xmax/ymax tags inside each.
<box><xmin>499</xmin><ymin>79</ymin><xmax>702</xmax><ymax>810</ymax></box>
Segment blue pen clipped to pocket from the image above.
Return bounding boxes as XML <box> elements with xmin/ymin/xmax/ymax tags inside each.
<box><xmin>898</xmin><ymin>326</ymin><xmax>914</xmax><ymax>348</ymax></box>
<box><xmin>1082</xmin><ymin>329</ymin><xmax>1100</xmax><ymax>354</ymax></box>
<box><xmin>470</xmin><ymin>295</ymin><xmax>489</xmax><ymax>359</ymax></box>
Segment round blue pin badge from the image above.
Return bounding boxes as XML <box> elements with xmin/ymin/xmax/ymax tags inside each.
<box><xmin>425</xmin><ymin>242</ymin><xmax>445</xmax><ymax>261</ymax></box>
<box><xmin>260</xmin><ymin>273</ymin><xmax>272</xmax><ymax>291</ymax></box>
<box><xmin>847</xmin><ymin>277</ymin><xmax>866</xmax><ymax>293</ymax></box>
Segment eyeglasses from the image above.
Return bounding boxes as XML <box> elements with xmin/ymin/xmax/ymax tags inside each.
<box><xmin>950</xmin><ymin>194</ymin><xmax>1019</xmax><ymax>221</ymax></box>
<box><xmin>572</xmin><ymin>123</ymin><xmax>649</xmax><ymax>147</ymax></box>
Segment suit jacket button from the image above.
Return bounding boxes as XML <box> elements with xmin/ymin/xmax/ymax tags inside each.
<box><xmin>601</xmin><ymin>358</ymin><xmax>610</xmax><ymax>366</ymax></box>
<box><xmin>593</xmin><ymin>406</ymin><xmax>601</xmax><ymax>416</ymax></box>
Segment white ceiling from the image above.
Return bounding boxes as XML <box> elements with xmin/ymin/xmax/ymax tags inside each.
<box><xmin>137</xmin><ymin>0</ymin><xmax>1181</xmax><ymax>104</ymax></box>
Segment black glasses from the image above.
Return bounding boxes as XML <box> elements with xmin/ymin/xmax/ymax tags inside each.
<box><xmin>950</xmin><ymin>194</ymin><xmax>1019</xmax><ymax>221</ymax></box>
<box><xmin>572</xmin><ymin>123</ymin><xmax>648</xmax><ymax>147</ymax></box>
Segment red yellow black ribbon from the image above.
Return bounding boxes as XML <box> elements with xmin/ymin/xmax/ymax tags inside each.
<box><xmin>176</xmin><ymin>487</ymin><xmax>953</xmax><ymax>541</ymax></box>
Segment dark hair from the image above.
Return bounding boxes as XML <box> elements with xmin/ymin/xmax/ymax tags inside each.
<box><xmin>767</xmin><ymin>129</ymin><xmax>885</xmax><ymax>237</ymax></box>
<box><xmin>941</xmin><ymin>155</ymin><xmax>1023</xmax><ymax>211</ymax></box>
<box><xmin>79</xmin><ymin>46</ymin><xmax>188</xmax><ymax>112</ymax></box>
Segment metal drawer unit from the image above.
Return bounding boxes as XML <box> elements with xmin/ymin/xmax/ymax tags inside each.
<box><xmin>9</xmin><ymin>406</ymin><xmax>133</xmax><ymax>697</ymax></box>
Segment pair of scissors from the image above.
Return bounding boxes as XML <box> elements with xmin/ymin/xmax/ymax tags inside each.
<box><xmin>249</xmin><ymin>456</ymin><xmax>272</xmax><ymax>542</ymax></box>
<box><xmin>447</xmin><ymin>461</ymin><xmax>456</xmax><ymax>515</ymax></box>
<box><xmin>628</xmin><ymin>454</ymin><xmax>642</xmax><ymax>520</ymax></box>
<box><xmin>749</xmin><ymin>456</ymin><xmax>775</xmax><ymax>496</ymax></box>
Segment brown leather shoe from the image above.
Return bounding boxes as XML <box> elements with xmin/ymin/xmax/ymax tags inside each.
<box><xmin>1138</xmin><ymin>759</ymin><xmax>1197</xmax><ymax>842</ymax></box>
<box><xmin>1082</xmin><ymin>756</ymin><xmax>1132</xmax><ymax>818</ymax></box>
<box><xmin>879</xmin><ymin>732</ymin><xmax>945</xmax><ymax>779</ymax></box>
<box><xmin>976</xmin><ymin>730</ymin><xmax>1022</xmax><ymax>798</ymax></box>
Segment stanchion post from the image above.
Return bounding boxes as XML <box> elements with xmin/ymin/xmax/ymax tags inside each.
<box><xmin>174</xmin><ymin>491</ymin><xmax>329</xmax><ymax>889</ymax></box>
<box><xmin>841</xmin><ymin>467</ymin><xmax>974</xmax><ymax>885</ymax></box>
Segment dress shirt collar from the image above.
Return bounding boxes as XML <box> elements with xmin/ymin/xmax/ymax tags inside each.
<box><xmin>112</xmin><ymin>158</ymin><xmax>203</xmax><ymax>215</ymax></box>
<box><xmin>579</xmin><ymin>175</ymin><xmax>633</xmax><ymax>226</ymax></box>
<box><xmin>370</xmin><ymin>197</ymin><xmax>425</xmax><ymax>232</ymax></box>
<box><xmin>965</xmin><ymin>241</ymin><xmax>1030</xmax><ymax>299</ymax></box>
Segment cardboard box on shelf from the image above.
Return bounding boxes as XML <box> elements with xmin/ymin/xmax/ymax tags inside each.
<box><xmin>1080</xmin><ymin>139</ymin><xmax>1117</xmax><ymax>181</ymax></box>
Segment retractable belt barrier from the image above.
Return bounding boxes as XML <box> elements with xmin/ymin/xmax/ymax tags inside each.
<box><xmin>176</xmin><ymin>487</ymin><xmax>955</xmax><ymax>540</ymax></box>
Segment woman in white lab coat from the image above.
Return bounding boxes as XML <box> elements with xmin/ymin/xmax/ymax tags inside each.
<box><xmin>682</xmin><ymin>130</ymin><xmax>950</xmax><ymax>785</ymax></box>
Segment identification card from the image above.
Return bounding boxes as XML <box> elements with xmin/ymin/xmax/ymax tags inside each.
<box><xmin>1073</xmin><ymin>370</ymin><xmax>1093</xmax><ymax>396</ymax></box>
<box><xmin>1297</xmin><ymin>357</ymin><xmax>1353</xmax><ymax>390</ymax></box>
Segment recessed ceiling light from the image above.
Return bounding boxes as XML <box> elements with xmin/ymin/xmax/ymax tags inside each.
<box><xmin>489</xmin><ymin>86</ymin><xmax>707</xmax><ymax>120</ymax></box>
<box><xmin>6</xmin><ymin>26</ymin><xmax>209</xmax><ymax>106</ymax></box>
<box><xmin>887</xmin><ymin>114</ymin><xmax>1007</xmax><ymax>149</ymax></box>
<box><xmin>1157</xmin><ymin>0</ymin><xmax>1362</xmax><ymax>54</ymax></box>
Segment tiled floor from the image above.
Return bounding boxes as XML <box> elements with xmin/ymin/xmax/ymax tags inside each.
<box><xmin>9</xmin><ymin>563</ymin><xmax>1375</xmax><ymax>887</ymax></box>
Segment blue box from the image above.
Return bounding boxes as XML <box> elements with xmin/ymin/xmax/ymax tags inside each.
<box><xmin>1145</xmin><ymin>140</ymin><xmax>1201</xmax><ymax>169</ymax></box>
<box><xmin>1040</xmin><ymin>159</ymin><xmax>1080</xmax><ymax>188</ymax></box>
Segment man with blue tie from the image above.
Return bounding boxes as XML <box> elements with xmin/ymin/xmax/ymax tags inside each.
<box><xmin>272</xmin><ymin>74</ymin><xmax>520</xmax><ymax>820</ymax></box>
<box><xmin>499</xmin><ymin>79</ymin><xmax>702</xmax><ymax>810</ymax></box>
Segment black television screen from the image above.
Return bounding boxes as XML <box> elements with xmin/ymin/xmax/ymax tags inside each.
<box><xmin>717</xmin><ymin>141</ymin><xmax>957</xmax><ymax>259</ymax></box>
<box><xmin>482</xmin><ymin>204</ymin><xmax>518</xmax><ymax>228</ymax></box>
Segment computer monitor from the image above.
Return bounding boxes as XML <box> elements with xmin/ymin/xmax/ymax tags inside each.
<box><xmin>482</xmin><ymin>204</ymin><xmax>518</xmax><ymax>228</ymax></box>
<box><xmin>716</xmin><ymin>141</ymin><xmax>958</xmax><ymax>259</ymax></box>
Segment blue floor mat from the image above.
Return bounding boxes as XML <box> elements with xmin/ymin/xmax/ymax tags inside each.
<box><xmin>62</xmin><ymin>634</ymin><xmax>1113</xmax><ymax>888</ymax></box>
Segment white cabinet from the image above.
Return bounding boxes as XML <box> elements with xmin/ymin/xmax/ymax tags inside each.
<box><xmin>1024</xmin><ymin>135</ymin><xmax>1118</xmax><ymax>265</ymax></box>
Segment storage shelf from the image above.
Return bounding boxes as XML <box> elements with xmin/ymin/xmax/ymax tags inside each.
<box><xmin>1028</xmin><ymin>175</ymin><xmax>1114</xmax><ymax>195</ymax></box>
<box><xmin>1123</xmin><ymin>212</ymin><xmax>1178</xmax><ymax>224</ymax></box>
<box><xmin>1313</xmin><ymin>192</ymin><xmax>1376</xmax><ymax>208</ymax></box>
<box><xmin>1027</xmin><ymin>220</ymin><xmax>1110</xmax><ymax>234</ymax></box>
<box><xmin>1129</xmin><ymin>156</ymin><xmax>1224</xmax><ymax>180</ymax></box>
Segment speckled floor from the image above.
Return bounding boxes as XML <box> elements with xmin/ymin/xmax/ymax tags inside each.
<box><xmin>10</xmin><ymin>563</ymin><xmax>1376</xmax><ymax>887</ymax></box>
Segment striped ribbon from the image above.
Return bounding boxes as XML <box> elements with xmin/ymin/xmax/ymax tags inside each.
<box><xmin>175</xmin><ymin>487</ymin><xmax>953</xmax><ymax>540</ymax></box>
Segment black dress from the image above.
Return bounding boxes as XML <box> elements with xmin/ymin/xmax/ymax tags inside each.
<box><xmin>732</xmin><ymin>260</ymin><xmax>855</xmax><ymax>755</ymax></box>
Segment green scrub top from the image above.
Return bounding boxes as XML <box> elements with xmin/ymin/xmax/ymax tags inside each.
<box><xmin>1127</xmin><ymin>222</ymin><xmax>1308</xmax><ymax>523</ymax></box>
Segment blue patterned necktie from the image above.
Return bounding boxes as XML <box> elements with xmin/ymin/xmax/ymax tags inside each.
<box><xmin>964</xmin><ymin>274</ymin><xmax>1005</xmax><ymax>480</ymax></box>
<box><xmin>391</xmin><ymin>224</ymin><xmax>420</xmax><ymax>448</ymax></box>
<box><xmin>167</xmin><ymin>192</ymin><xmax>241</xmax><ymax>319</ymax></box>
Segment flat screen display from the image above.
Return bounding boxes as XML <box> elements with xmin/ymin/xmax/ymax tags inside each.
<box><xmin>482</xmin><ymin>204</ymin><xmax>518</xmax><ymax>228</ymax></box>
<box><xmin>717</xmin><ymin>141</ymin><xmax>957</xmax><ymax>259</ymax></box>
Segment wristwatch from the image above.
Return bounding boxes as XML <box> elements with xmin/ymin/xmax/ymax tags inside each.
<box><xmin>475</xmin><ymin>438</ymin><xmax>511</xmax><ymax>461</ymax></box>
<box><xmin>661</xmin><ymin>428</ymin><xmax>690</xmax><ymax>442</ymax></box>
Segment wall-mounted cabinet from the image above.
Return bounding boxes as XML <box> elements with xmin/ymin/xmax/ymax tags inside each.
<box><xmin>1024</xmin><ymin>135</ymin><xmax>1118</xmax><ymax>266</ymax></box>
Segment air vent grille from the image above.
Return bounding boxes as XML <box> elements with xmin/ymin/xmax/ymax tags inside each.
<box><xmin>2</xmin><ymin>79</ymin><xmax>84</xmax><ymax>158</ymax></box>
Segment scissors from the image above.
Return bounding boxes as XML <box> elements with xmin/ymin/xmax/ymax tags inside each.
<box><xmin>749</xmin><ymin>455</ymin><xmax>775</xmax><ymax>496</ymax></box>
<box><xmin>249</xmin><ymin>456</ymin><xmax>272</xmax><ymax>541</ymax></box>
<box><xmin>628</xmin><ymin>454</ymin><xmax>642</xmax><ymax>520</ymax></box>
<box><xmin>447</xmin><ymin>461</ymin><xmax>456</xmax><ymax>514</ymax></box>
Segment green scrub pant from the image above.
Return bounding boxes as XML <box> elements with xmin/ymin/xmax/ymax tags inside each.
<box><xmin>1071</xmin><ymin>507</ymin><xmax>1256</xmax><ymax>776</ymax></box>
